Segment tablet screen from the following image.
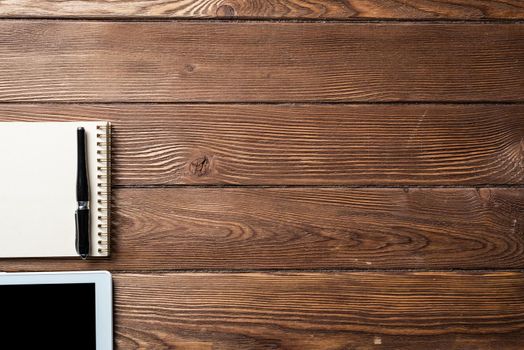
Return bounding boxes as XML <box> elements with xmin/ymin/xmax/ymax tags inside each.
<box><xmin>0</xmin><ymin>283</ymin><xmax>96</xmax><ymax>349</ymax></box>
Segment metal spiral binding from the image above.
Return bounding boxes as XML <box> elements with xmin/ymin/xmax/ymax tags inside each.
<box><xmin>96</xmin><ymin>123</ymin><xmax>111</xmax><ymax>255</ymax></box>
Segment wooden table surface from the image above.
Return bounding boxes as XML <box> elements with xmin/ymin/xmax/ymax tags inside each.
<box><xmin>1</xmin><ymin>1</ymin><xmax>523</xmax><ymax>349</ymax></box>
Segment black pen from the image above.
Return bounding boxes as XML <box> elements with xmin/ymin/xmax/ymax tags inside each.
<box><xmin>75</xmin><ymin>127</ymin><xmax>90</xmax><ymax>259</ymax></box>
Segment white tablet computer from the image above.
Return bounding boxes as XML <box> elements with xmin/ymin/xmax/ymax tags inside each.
<box><xmin>0</xmin><ymin>271</ymin><xmax>112</xmax><ymax>350</ymax></box>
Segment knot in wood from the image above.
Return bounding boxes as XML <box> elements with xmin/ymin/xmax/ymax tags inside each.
<box><xmin>190</xmin><ymin>156</ymin><xmax>210</xmax><ymax>177</ymax></box>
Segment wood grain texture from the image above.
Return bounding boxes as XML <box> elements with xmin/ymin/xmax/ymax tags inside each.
<box><xmin>0</xmin><ymin>22</ymin><xmax>523</xmax><ymax>102</ymax></box>
<box><xmin>2</xmin><ymin>0</ymin><xmax>524</xmax><ymax>19</ymax></box>
<box><xmin>0</xmin><ymin>104</ymin><xmax>522</xmax><ymax>185</ymax></box>
<box><xmin>113</xmin><ymin>272</ymin><xmax>524</xmax><ymax>349</ymax></box>
<box><xmin>0</xmin><ymin>187</ymin><xmax>522</xmax><ymax>271</ymax></box>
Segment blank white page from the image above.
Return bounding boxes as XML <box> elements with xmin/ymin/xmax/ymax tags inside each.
<box><xmin>0</xmin><ymin>122</ymin><xmax>108</xmax><ymax>257</ymax></box>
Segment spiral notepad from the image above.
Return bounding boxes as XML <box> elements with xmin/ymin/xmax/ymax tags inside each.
<box><xmin>0</xmin><ymin>122</ymin><xmax>111</xmax><ymax>258</ymax></box>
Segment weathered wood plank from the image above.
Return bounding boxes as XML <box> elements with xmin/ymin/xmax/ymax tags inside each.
<box><xmin>0</xmin><ymin>22</ymin><xmax>523</xmax><ymax>102</ymax></box>
<box><xmin>0</xmin><ymin>188</ymin><xmax>522</xmax><ymax>271</ymax></box>
<box><xmin>113</xmin><ymin>272</ymin><xmax>524</xmax><ymax>349</ymax></box>
<box><xmin>0</xmin><ymin>104</ymin><xmax>522</xmax><ymax>185</ymax></box>
<box><xmin>2</xmin><ymin>0</ymin><xmax>524</xmax><ymax>20</ymax></box>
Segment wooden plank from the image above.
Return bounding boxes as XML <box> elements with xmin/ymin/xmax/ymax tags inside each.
<box><xmin>0</xmin><ymin>104</ymin><xmax>522</xmax><ymax>185</ymax></box>
<box><xmin>2</xmin><ymin>0</ymin><xmax>524</xmax><ymax>20</ymax></box>
<box><xmin>0</xmin><ymin>22</ymin><xmax>523</xmax><ymax>102</ymax></box>
<box><xmin>113</xmin><ymin>272</ymin><xmax>524</xmax><ymax>349</ymax></box>
<box><xmin>0</xmin><ymin>188</ymin><xmax>522</xmax><ymax>271</ymax></box>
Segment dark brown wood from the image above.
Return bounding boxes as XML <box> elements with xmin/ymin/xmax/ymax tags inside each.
<box><xmin>113</xmin><ymin>272</ymin><xmax>524</xmax><ymax>349</ymax></box>
<box><xmin>2</xmin><ymin>0</ymin><xmax>524</xmax><ymax>20</ymax></box>
<box><xmin>1</xmin><ymin>4</ymin><xmax>523</xmax><ymax>349</ymax></box>
<box><xmin>0</xmin><ymin>104</ymin><xmax>522</xmax><ymax>185</ymax></box>
<box><xmin>0</xmin><ymin>22</ymin><xmax>523</xmax><ymax>102</ymax></box>
<box><xmin>1</xmin><ymin>188</ymin><xmax>522</xmax><ymax>271</ymax></box>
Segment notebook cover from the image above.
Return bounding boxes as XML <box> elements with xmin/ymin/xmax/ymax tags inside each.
<box><xmin>0</xmin><ymin>122</ymin><xmax>111</xmax><ymax>257</ymax></box>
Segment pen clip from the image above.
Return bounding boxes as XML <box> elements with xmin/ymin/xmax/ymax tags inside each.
<box><xmin>75</xmin><ymin>209</ymin><xmax>90</xmax><ymax>259</ymax></box>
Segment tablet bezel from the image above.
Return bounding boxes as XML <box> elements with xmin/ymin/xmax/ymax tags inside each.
<box><xmin>0</xmin><ymin>270</ymin><xmax>112</xmax><ymax>350</ymax></box>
